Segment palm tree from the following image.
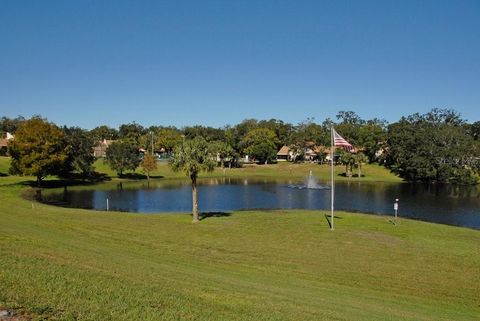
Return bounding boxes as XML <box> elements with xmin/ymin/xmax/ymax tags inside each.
<box><xmin>338</xmin><ymin>149</ymin><xmax>355</xmax><ymax>178</ymax></box>
<box><xmin>354</xmin><ymin>152</ymin><xmax>368</xmax><ymax>178</ymax></box>
<box><xmin>169</xmin><ymin>137</ymin><xmax>215</xmax><ymax>222</ymax></box>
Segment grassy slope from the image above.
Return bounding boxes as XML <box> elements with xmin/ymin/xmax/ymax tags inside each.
<box><xmin>1</xmin><ymin>179</ymin><xmax>479</xmax><ymax>320</ymax></box>
<box><xmin>0</xmin><ymin>156</ymin><xmax>402</xmax><ymax>182</ymax></box>
<box><xmin>93</xmin><ymin>158</ymin><xmax>403</xmax><ymax>182</ymax></box>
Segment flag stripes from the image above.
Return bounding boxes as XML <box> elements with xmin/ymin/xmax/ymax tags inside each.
<box><xmin>332</xmin><ymin>128</ymin><xmax>354</xmax><ymax>152</ymax></box>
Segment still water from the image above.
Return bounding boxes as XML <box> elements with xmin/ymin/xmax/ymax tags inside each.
<box><xmin>42</xmin><ymin>177</ymin><xmax>480</xmax><ymax>229</ymax></box>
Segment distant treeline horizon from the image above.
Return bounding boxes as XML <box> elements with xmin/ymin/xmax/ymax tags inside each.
<box><xmin>1</xmin><ymin>109</ymin><xmax>479</xmax><ymax>135</ymax></box>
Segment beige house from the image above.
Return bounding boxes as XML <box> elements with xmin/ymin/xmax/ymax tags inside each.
<box><xmin>93</xmin><ymin>139</ymin><xmax>115</xmax><ymax>157</ymax></box>
<box><xmin>276</xmin><ymin>146</ymin><xmax>291</xmax><ymax>161</ymax></box>
<box><xmin>0</xmin><ymin>132</ymin><xmax>14</xmax><ymax>155</ymax></box>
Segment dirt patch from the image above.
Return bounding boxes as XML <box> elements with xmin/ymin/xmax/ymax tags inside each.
<box><xmin>0</xmin><ymin>309</ymin><xmax>30</xmax><ymax>321</ymax></box>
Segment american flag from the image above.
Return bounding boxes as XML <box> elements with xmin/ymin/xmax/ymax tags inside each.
<box><xmin>332</xmin><ymin>128</ymin><xmax>354</xmax><ymax>152</ymax></box>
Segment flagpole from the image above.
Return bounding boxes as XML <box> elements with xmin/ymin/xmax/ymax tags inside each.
<box><xmin>330</xmin><ymin>126</ymin><xmax>334</xmax><ymax>230</ymax></box>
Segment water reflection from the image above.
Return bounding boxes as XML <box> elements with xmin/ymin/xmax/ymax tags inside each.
<box><xmin>41</xmin><ymin>178</ymin><xmax>480</xmax><ymax>229</ymax></box>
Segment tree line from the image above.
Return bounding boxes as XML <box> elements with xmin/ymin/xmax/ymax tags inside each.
<box><xmin>1</xmin><ymin>108</ymin><xmax>479</xmax><ymax>185</ymax></box>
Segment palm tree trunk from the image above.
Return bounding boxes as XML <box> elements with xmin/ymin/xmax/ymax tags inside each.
<box><xmin>191</xmin><ymin>174</ymin><xmax>199</xmax><ymax>223</ymax></box>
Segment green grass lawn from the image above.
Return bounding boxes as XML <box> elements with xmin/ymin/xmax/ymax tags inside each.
<box><xmin>93</xmin><ymin>158</ymin><xmax>403</xmax><ymax>182</ymax></box>
<box><xmin>0</xmin><ymin>177</ymin><xmax>479</xmax><ymax>320</ymax></box>
<box><xmin>0</xmin><ymin>156</ymin><xmax>402</xmax><ymax>186</ymax></box>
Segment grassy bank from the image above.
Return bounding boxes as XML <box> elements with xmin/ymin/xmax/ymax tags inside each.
<box><xmin>93</xmin><ymin>158</ymin><xmax>402</xmax><ymax>182</ymax></box>
<box><xmin>0</xmin><ymin>156</ymin><xmax>403</xmax><ymax>183</ymax></box>
<box><xmin>0</xmin><ymin>181</ymin><xmax>479</xmax><ymax>320</ymax></box>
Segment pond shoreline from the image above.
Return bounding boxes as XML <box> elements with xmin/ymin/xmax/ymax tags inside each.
<box><xmin>34</xmin><ymin>176</ymin><xmax>480</xmax><ymax>230</ymax></box>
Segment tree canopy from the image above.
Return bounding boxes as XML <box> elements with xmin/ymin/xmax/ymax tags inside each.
<box><xmin>8</xmin><ymin>118</ymin><xmax>68</xmax><ymax>185</ymax></box>
<box><xmin>60</xmin><ymin>126</ymin><xmax>96</xmax><ymax>177</ymax></box>
<box><xmin>105</xmin><ymin>141</ymin><xmax>141</xmax><ymax>176</ymax></box>
<box><xmin>385</xmin><ymin>109</ymin><xmax>479</xmax><ymax>184</ymax></box>
<box><xmin>241</xmin><ymin>128</ymin><xmax>280</xmax><ymax>164</ymax></box>
<box><xmin>142</xmin><ymin>153</ymin><xmax>157</xmax><ymax>181</ymax></box>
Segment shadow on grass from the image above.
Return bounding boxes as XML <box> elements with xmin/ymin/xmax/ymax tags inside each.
<box><xmin>0</xmin><ymin>172</ymin><xmax>8</xmax><ymax>177</ymax></box>
<box><xmin>21</xmin><ymin>172</ymin><xmax>111</xmax><ymax>189</ymax></box>
<box><xmin>200</xmin><ymin>212</ymin><xmax>232</xmax><ymax>221</ymax></box>
<box><xmin>119</xmin><ymin>173</ymin><xmax>164</xmax><ymax>180</ymax></box>
<box><xmin>324</xmin><ymin>213</ymin><xmax>342</xmax><ymax>229</ymax></box>
<box><xmin>338</xmin><ymin>173</ymin><xmax>365</xmax><ymax>178</ymax></box>
<box><xmin>388</xmin><ymin>219</ymin><xmax>398</xmax><ymax>226</ymax></box>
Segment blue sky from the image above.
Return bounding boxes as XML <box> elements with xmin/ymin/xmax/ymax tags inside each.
<box><xmin>1</xmin><ymin>0</ymin><xmax>479</xmax><ymax>129</ymax></box>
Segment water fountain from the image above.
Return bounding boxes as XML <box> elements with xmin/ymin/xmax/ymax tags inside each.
<box><xmin>288</xmin><ymin>170</ymin><xmax>329</xmax><ymax>190</ymax></box>
<box><xmin>306</xmin><ymin>170</ymin><xmax>318</xmax><ymax>189</ymax></box>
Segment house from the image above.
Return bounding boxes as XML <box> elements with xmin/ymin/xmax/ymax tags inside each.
<box><xmin>304</xmin><ymin>142</ymin><xmax>319</xmax><ymax>161</ymax></box>
<box><xmin>0</xmin><ymin>132</ymin><xmax>14</xmax><ymax>155</ymax></box>
<box><xmin>0</xmin><ymin>138</ymin><xmax>8</xmax><ymax>154</ymax></box>
<box><xmin>93</xmin><ymin>139</ymin><xmax>115</xmax><ymax>157</ymax></box>
<box><xmin>276</xmin><ymin>143</ymin><xmax>325</xmax><ymax>162</ymax></box>
<box><xmin>276</xmin><ymin>146</ymin><xmax>290</xmax><ymax>161</ymax></box>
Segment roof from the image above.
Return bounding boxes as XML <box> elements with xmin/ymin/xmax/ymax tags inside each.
<box><xmin>95</xmin><ymin>139</ymin><xmax>115</xmax><ymax>147</ymax></box>
<box><xmin>0</xmin><ymin>138</ymin><xmax>8</xmax><ymax>147</ymax></box>
<box><xmin>277</xmin><ymin>145</ymin><xmax>290</xmax><ymax>156</ymax></box>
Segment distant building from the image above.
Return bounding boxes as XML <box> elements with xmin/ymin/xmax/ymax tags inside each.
<box><xmin>276</xmin><ymin>143</ymin><xmax>328</xmax><ymax>162</ymax></box>
<box><xmin>0</xmin><ymin>138</ymin><xmax>8</xmax><ymax>150</ymax></box>
<box><xmin>0</xmin><ymin>132</ymin><xmax>14</xmax><ymax>155</ymax></box>
<box><xmin>93</xmin><ymin>139</ymin><xmax>115</xmax><ymax>157</ymax></box>
<box><xmin>276</xmin><ymin>146</ymin><xmax>291</xmax><ymax>161</ymax></box>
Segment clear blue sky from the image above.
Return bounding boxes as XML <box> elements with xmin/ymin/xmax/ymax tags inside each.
<box><xmin>1</xmin><ymin>0</ymin><xmax>479</xmax><ymax>129</ymax></box>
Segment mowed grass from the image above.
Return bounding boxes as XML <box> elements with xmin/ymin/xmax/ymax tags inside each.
<box><xmin>0</xmin><ymin>156</ymin><xmax>402</xmax><ymax>183</ymax></box>
<box><xmin>1</xmin><ymin>180</ymin><xmax>479</xmax><ymax>320</ymax></box>
<box><xmin>93</xmin><ymin>158</ymin><xmax>402</xmax><ymax>182</ymax></box>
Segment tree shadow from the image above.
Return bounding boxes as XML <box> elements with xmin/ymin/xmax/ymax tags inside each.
<box><xmin>22</xmin><ymin>172</ymin><xmax>111</xmax><ymax>189</ymax></box>
<box><xmin>0</xmin><ymin>172</ymin><xmax>8</xmax><ymax>177</ymax></box>
<box><xmin>149</xmin><ymin>175</ymin><xmax>164</xmax><ymax>179</ymax></box>
<box><xmin>324</xmin><ymin>213</ymin><xmax>342</xmax><ymax>229</ymax></box>
<box><xmin>388</xmin><ymin>219</ymin><xmax>398</xmax><ymax>226</ymax></box>
<box><xmin>200</xmin><ymin>212</ymin><xmax>232</xmax><ymax>221</ymax></box>
<box><xmin>351</xmin><ymin>174</ymin><xmax>365</xmax><ymax>178</ymax></box>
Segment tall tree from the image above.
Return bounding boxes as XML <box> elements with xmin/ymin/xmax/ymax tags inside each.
<box><xmin>142</xmin><ymin>153</ymin><xmax>157</xmax><ymax>181</ymax></box>
<box><xmin>154</xmin><ymin>127</ymin><xmax>183</xmax><ymax>153</ymax></box>
<box><xmin>357</xmin><ymin>119</ymin><xmax>387</xmax><ymax>162</ymax></box>
<box><xmin>468</xmin><ymin>121</ymin><xmax>480</xmax><ymax>141</ymax></box>
<box><xmin>241</xmin><ymin>128</ymin><xmax>280</xmax><ymax>164</ymax></box>
<box><xmin>118</xmin><ymin>122</ymin><xmax>145</xmax><ymax>146</ymax></box>
<box><xmin>105</xmin><ymin>141</ymin><xmax>141</xmax><ymax>176</ymax></box>
<box><xmin>169</xmin><ymin>137</ymin><xmax>215</xmax><ymax>222</ymax></box>
<box><xmin>385</xmin><ymin>109</ymin><xmax>479</xmax><ymax>184</ymax></box>
<box><xmin>89</xmin><ymin>125</ymin><xmax>118</xmax><ymax>141</ymax></box>
<box><xmin>229</xmin><ymin>119</ymin><xmax>259</xmax><ymax>152</ymax></box>
<box><xmin>258</xmin><ymin>119</ymin><xmax>293</xmax><ymax>148</ymax></box>
<box><xmin>338</xmin><ymin>149</ymin><xmax>356</xmax><ymax>178</ymax></box>
<box><xmin>289</xmin><ymin>118</ymin><xmax>327</xmax><ymax>147</ymax></box>
<box><xmin>0</xmin><ymin>116</ymin><xmax>25</xmax><ymax>136</ymax></box>
<box><xmin>60</xmin><ymin>126</ymin><xmax>96</xmax><ymax>177</ymax></box>
<box><xmin>183</xmin><ymin>125</ymin><xmax>225</xmax><ymax>141</ymax></box>
<box><xmin>335</xmin><ymin>111</ymin><xmax>364</xmax><ymax>146</ymax></box>
<box><xmin>8</xmin><ymin>117</ymin><xmax>68</xmax><ymax>186</ymax></box>
<box><xmin>210</xmin><ymin>140</ymin><xmax>237</xmax><ymax>168</ymax></box>
<box><xmin>354</xmin><ymin>152</ymin><xmax>368</xmax><ymax>178</ymax></box>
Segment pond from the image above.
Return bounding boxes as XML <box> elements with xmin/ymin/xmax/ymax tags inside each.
<box><xmin>41</xmin><ymin>176</ymin><xmax>480</xmax><ymax>229</ymax></box>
